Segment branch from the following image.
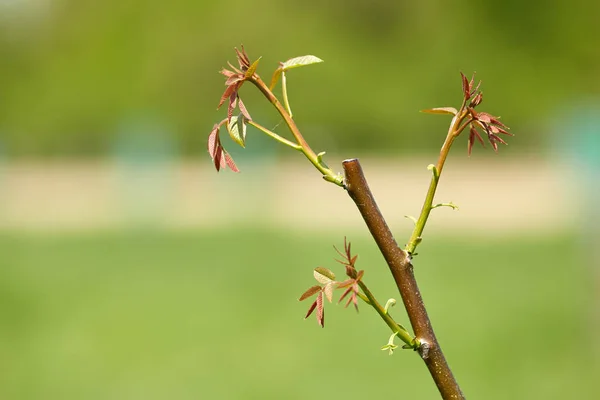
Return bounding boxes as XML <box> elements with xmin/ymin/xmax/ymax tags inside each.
<box><xmin>342</xmin><ymin>158</ymin><xmax>464</xmax><ymax>400</ymax></box>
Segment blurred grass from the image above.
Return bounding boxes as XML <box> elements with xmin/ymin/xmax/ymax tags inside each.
<box><xmin>0</xmin><ymin>228</ymin><xmax>596</xmax><ymax>399</ymax></box>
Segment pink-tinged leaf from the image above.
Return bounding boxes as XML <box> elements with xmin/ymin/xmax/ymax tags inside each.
<box><xmin>468</xmin><ymin>126</ymin><xmax>485</xmax><ymax>157</ymax></box>
<box><xmin>351</xmin><ymin>293</ymin><xmax>359</xmax><ymax>312</ymax></box>
<box><xmin>224</xmin><ymin>151</ymin><xmax>239</xmax><ymax>172</ymax></box>
<box><xmin>225</xmin><ymin>74</ymin><xmax>244</xmax><ymax>86</ymax></box>
<box><xmin>468</xmin><ymin>135</ymin><xmax>474</xmax><ymax>156</ymax></box>
<box><xmin>269</xmin><ymin>67</ymin><xmax>283</xmax><ymax>90</ymax></box>
<box><xmin>421</xmin><ymin>107</ymin><xmax>458</xmax><ymax>115</ymax></box>
<box><xmin>316</xmin><ymin>293</ymin><xmax>324</xmax><ymax>327</ymax></box>
<box><xmin>490</xmin><ymin>140</ymin><xmax>499</xmax><ymax>152</ymax></box>
<box><xmin>477</xmin><ymin>112</ymin><xmax>492</xmax><ymax>124</ymax></box>
<box><xmin>237</xmin><ymin>97</ymin><xmax>252</xmax><ymax>121</ymax></box>
<box><xmin>244</xmin><ymin>57</ymin><xmax>261</xmax><ymax>78</ymax></box>
<box><xmin>314</xmin><ymin>267</ymin><xmax>336</xmax><ymax>283</ymax></box>
<box><xmin>323</xmin><ymin>282</ymin><xmax>334</xmax><ymax>303</ymax></box>
<box><xmin>235</xmin><ymin>46</ymin><xmax>251</xmax><ymax>69</ymax></box>
<box><xmin>473</xmin><ymin>119</ymin><xmax>486</xmax><ymax>130</ymax></box>
<box><xmin>468</xmin><ymin>73</ymin><xmax>475</xmax><ymax>94</ymax></box>
<box><xmin>299</xmin><ymin>285</ymin><xmax>322</xmax><ymax>301</ymax></box>
<box><xmin>220</xmin><ymin>68</ymin><xmax>235</xmax><ymax>78</ymax></box>
<box><xmin>467</xmin><ymin>107</ymin><xmax>478</xmax><ymax>119</ymax></box>
<box><xmin>490</xmin><ymin>124</ymin><xmax>512</xmax><ymax>136</ymax></box>
<box><xmin>337</xmin><ymin>278</ymin><xmax>353</xmax><ymax>289</ymax></box>
<box><xmin>338</xmin><ymin>285</ymin><xmax>354</xmax><ymax>303</ymax></box>
<box><xmin>470</xmin><ymin>92</ymin><xmax>483</xmax><ymax>107</ymax></box>
<box><xmin>345</xmin><ymin>265</ymin><xmax>357</xmax><ymax>279</ymax></box>
<box><xmin>304</xmin><ymin>300</ymin><xmax>318</xmax><ymax>319</ymax></box>
<box><xmin>350</xmin><ymin>254</ymin><xmax>358</xmax><ymax>266</ymax></box>
<box><xmin>472</xmin><ymin>80</ymin><xmax>482</xmax><ymax>96</ymax></box>
<box><xmin>489</xmin><ymin>116</ymin><xmax>509</xmax><ymax>129</ymax></box>
<box><xmin>227</xmin><ymin>91</ymin><xmax>237</xmax><ymax>122</ymax></box>
<box><xmin>217</xmin><ymin>85</ymin><xmax>236</xmax><ymax>109</ymax></box>
<box><xmin>227</xmin><ymin>61</ymin><xmax>243</xmax><ymax>75</ymax></box>
<box><xmin>207</xmin><ymin>125</ymin><xmax>225</xmax><ymax>172</ymax></box>
<box><xmin>227</xmin><ymin>115</ymin><xmax>247</xmax><ymax>148</ymax></box>
<box><xmin>344</xmin><ymin>294</ymin><xmax>354</xmax><ymax>309</ymax></box>
<box><xmin>468</xmin><ymin>126</ymin><xmax>484</xmax><ymax>156</ymax></box>
<box><xmin>355</xmin><ymin>270</ymin><xmax>364</xmax><ymax>281</ymax></box>
<box><xmin>281</xmin><ymin>55</ymin><xmax>324</xmax><ymax>71</ymax></box>
<box><xmin>460</xmin><ymin>72</ymin><xmax>470</xmax><ymax>99</ymax></box>
<box><xmin>489</xmin><ymin>133</ymin><xmax>508</xmax><ymax>146</ymax></box>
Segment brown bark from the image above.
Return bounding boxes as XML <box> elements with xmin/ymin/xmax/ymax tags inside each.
<box><xmin>342</xmin><ymin>158</ymin><xmax>464</xmax><ymax>399</ymax></box>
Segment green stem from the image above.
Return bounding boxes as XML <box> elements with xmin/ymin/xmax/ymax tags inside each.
<box><xmin>358</xmin><ymin>281</ymin><xmax>415</xmax><ymax>348</ymax></box>
<box><xmin>357</xmin><ymin>291</ymin><xmax>371</xmax><ymax>305</ymax></box>
<box><xmin>281</xmin><ymin>71</ymin><xmax>293</xmax><ymax>118</ymax></box>
<box><xmin>247</xmin><ymin>120</ymin><xmax>301</xmax><ymax>150</ymax></box>
<box><xmin>249</xmin><ymin>75</ymin><xmax>344</xmax><ymax>186</ymax></box>
<box><xmin>405</xmin><ymin>110</ymin><xmax>468</xmax><ymax>254</ymax></box>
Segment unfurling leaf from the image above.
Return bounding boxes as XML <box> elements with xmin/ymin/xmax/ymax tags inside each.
<box><xmin>208</xmin><ymin>124</ymin><xmax>239</xmax><ymax>172</ymax></box>
<box><xmin>227</xmin><ymin>114</ymin><xmax>247</xmax><ymax>147</ymax></box>
<box><xmin>316</xmin><ymin>292</ymin><xmax>324</xmax><ymax>327</ymax></box>
<box><xmin>269</xmin><ymin>67</ymin><xmax>283</xmax><ymax>90</ymax></box>
<box><xmin>314</xmin><ymin>267</ymin><xmax>335</xmax><ymax>284</ymax></box>
<box><xmin>304</xmin><ymin>299</ymin><xmax>318</xmax><ymax>319</ymax></box>
<box><xmin>421</xmin><ymin>107</ymin><xmax>458</xmax><ymax>115</ymax></box>
<box><xmin>323</xmin><ymin>282</ymin><xmax>334</xmax><ymax>303</ymax></box>
<box><xmin>299</xmin><ymin>285</ymin><xmax>322</xmax><ymax>301</ymax></box>
<box><xmin>281</xmin><ymin>55</ymin><xmax>324</xmax><ymax>71</ymax></box>
<box><xmin>238</xmin><ymin>97</ymin><xmax>252</xmax><ymax>121</ymax></box>
<box><xmin>460</xmin><ymin>72</ymin><xmax>470</xmax><ymax>100</ymax></box>
<box><xmin>244</xmin><ymin>57</ymin><xmax>262</xmax><ymax>78</ymax></box>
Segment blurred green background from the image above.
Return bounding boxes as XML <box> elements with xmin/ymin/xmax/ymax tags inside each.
<box><xmin>1</xmin><ymin>1</ymin><xmax>599</xmax><ymax>399</ymax></box>
<box><xmin>0</xmin><ymin>0</ymin><xmax>599</xmax><ymax>156</ymax></box>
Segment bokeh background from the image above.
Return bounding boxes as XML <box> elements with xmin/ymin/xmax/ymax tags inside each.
<box><xmin>1</xmin><ymin>1</ymin><xmax>599</xmax><ymax>399</ymax></box>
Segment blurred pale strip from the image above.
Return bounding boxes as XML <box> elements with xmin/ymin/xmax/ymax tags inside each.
<box><xmin>0</xmin><ymin>157</ymin><xmax>576</xmax><ymax>235</ymax></box>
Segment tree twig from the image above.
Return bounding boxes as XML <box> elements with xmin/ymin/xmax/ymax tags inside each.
<box><xmin>342</xmin><ymin>158</ymin><xmax>464</xmax><ymax>400</ymax></box>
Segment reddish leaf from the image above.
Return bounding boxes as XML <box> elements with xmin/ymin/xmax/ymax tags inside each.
<box><xmin>477</xmin><ymin>112</ymin><xmax>492</xmax><ymax>124</ymax></box>
<box><xmin>207</xmin><ymin>124</ymin><xmax>239</xmax><ymax>173</ymax></box>
<box><xmin>207</xmin><ymin>125</ymin><xmax>224</xmax><ymax>171</ymax></box>
<box><xmin>304</xmin><ymin>300</ymin><xmax>318</xmax><ymax>319</ymax></box>
<box><xmin>235</xmin><ymin>46</ymin><xmax>251</xmax><ymax>70</ymax></box>
<box><xmin>225</xmin><ymin>74</ymin><xmax>244</xmax><ymax>86</ymax></box>
<box><xmin>470</xmin><ymin>92</ymin><xmax>483</xmax><ymax>107</ymax></box>
<box><xmin>355</xmin><ymin>270</ymin><xmax>364</xmax><ymax>281</ymax></box>
<box><xmin>468</xmin><ymin>125</ymin><xmax>485</xmax><ymax>156</ymax></box>
<box><xmin>468</xmin><ymin>73</ymin><xmax>475</xmax><ymax>94</ymax></box>
<box><xmin>338</xmin><ymin>285</ymin><xmax>354</xmax><ymax>303</ymax></box>
<box><xmin>217</xmin><ymin>85</ymin><xmax>236</xmax><ymax>110</ymax></box>
<box><xmin>460</xmin><ymin>72</ymin><xmax>470</xmax><ymax>99</ymax></box>
<box><xmin>238</xmin><ymin>97</ymin><xmax>252</xmax><ymax>121</ymax></box>
<box><xmin>489</xmin><ymin>133</ymin><xmax>508</xmax><ymax>146</ymax></box>
<box><xmin>345</xmin><ymin>265</ymin><xmax>357</xmax><ymax>279</ymax></box>
<box><xmin>227</xmin><ymin>91</ymin><xmax>237</xmax><ymax>122</ymax></box>
<box><xmin>490</xmin><ymin>124</ymin><xmax>512</xmax><ymax>136</ymax></box>
<box><xmin>316</xmin><ymin>293</ymin><xmax>324</xmax><ymax>327</ymax></box>
<box><xmin>336</xmin><ymin>278</ymin><xmax>353</xmax><ymax>289</ymax></box>
<box><xmin>224</xmin><ymin>152</ymin><xmax>239</xmax><ymax>172</ymax></box>
<box><xmin>299</xmin><ymin>285</ymin><xmax>322</xmax><ymax>301</ymax></box>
